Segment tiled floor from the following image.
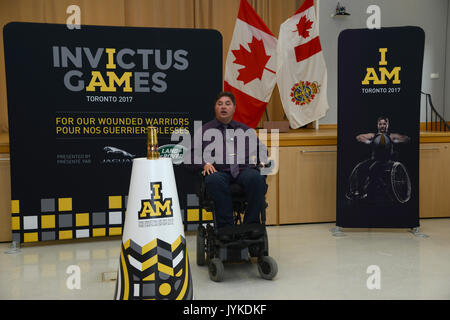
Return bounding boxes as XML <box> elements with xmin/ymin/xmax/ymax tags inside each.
<box><xmin>1</xmin><ymin>219</ymin><xmax>449</xmax><ymax>300</ymax></box>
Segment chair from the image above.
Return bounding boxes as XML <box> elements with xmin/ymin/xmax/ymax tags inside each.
<box><xmin>195</xmin><ymin>165</ymin><xmax>278</xmax><ymax>282</ymax></box>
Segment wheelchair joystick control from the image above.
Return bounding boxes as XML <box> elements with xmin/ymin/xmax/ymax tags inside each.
<box><xmin>146</xmin><ymin>126</ymin><xmax>160</xmax><ymax>159</ymax></box>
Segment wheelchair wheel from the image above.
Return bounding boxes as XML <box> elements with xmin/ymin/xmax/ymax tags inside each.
<box><xmin>196</xmin><ymin>225</ymin><xmax>206</xmax><ymax>266</ymax></box>
<box><xmin>257</xmin><ymin>256</ymin><xmax>278</xmax><ymax>280</ymax></box>
<box><xmin>346</xmin><ymin>159</ymin><xmax>372</xmax><ymax>200</ymax></box>
<box><xmin>390</xmin><ymin>162</ymin><xmax>411</xmax><ymax>203</ymax></box>
<box><xmin>208</xmin><ymin>258</ymin><xmax>224</xmax><ymax>282</ymax></box>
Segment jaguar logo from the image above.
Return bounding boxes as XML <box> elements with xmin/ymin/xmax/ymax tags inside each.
<box><xmin>101</xmin><ymin>146</ymin><xmax>135</xmax><ymax>164</ymax></box>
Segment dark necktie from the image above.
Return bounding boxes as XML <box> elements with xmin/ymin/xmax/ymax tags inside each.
<box><xmin>222</xmin><ymin>123</ymin><xmax>240</xmax><ymax>178</ymax></box>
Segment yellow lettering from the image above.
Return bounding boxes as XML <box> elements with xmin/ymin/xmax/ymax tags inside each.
<box><xmin>139</xmin><ymin>182</ymin><xmax>173</xmax><ymax>219</ymax></box>
<box><xmin>86</xmin><ymin>71</ymin><xmax>133</xmax><ymax>92</ymax></box>
<box><xmin>139</xmin><ymin>201</ymin><xmax>157</xmax><ymax>218</ymax></box>
<box><xmin>152</xmin><ymin>183</ymin><xmax>161</xmax><ymax>200</ymax></box>
<box><xmin>86</xmin><ymin>71</ymin><xmax>109</xmax><ymax>92</ymax></box>
<box><xmin>379</xmin><ymin>66</ymin><xmax>401</xmax><ymax>84</ymax></box>
<box><xmin>105</xmin><ymin>48</ymin><xmax>116</xmax><ymax>69</ymax></box>
<box><xmin>104</xmin><ymin>72</ymin><xmax>133</xmax><ymax>92</ymax></box>
<box><xmin>155</xmin><ymin>200</ymin><xmax>172</xmax><ymax>216</ymax></box>
<box><xmin>361</xmin><ymin>68</ymin><xmax>381</xmax><ymax>85</ymax></box>
<box><xmin>379</xmin><ymin>48</ymin><xmax>388</xmax><ymax>66</ymax></box>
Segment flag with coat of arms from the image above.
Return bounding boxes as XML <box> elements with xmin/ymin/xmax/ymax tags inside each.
<box><xmin>224</xmin><ymin>0</ymin><xmax>277</xmax><ymax>129</ymax></box>
<box><xmin>276</xmin><ymin>0</ymin><xmax>329</xmax><ymax>128</ymax></box>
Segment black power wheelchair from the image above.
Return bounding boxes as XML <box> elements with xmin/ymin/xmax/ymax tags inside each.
<box><xmin>195</xmin><ymin>165</ymin><xmax>278</xmax><ymax>282</ymax></box>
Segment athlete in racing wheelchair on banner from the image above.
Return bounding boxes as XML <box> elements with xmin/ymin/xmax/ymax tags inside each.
<box><xmin>346</xmin><ymin>116</ymin><xmax>412</xmax><ymax>205</ymax></box>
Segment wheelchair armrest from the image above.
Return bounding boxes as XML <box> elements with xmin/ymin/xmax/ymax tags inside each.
<box><xmin>197</xmin><ymin>171</ymin><xmax>207</xmax><ymax>199</ymax></box>
<box><xmin>256</xmin><ymin>158</ymin><xmax>275</xmax><ymax>175</ymax></box>
<box><xmin>197</xmin><ymin>172</ymin><xmax>216</xmax><ymax>211</ymax></box>
<box><xmin>258</xmin><ymin>159</ymin><xmax>272</xmax><ymax>169</ymax></box>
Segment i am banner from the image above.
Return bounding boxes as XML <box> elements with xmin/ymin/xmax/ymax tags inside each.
<box><xmin>336</xmin><ymin>27</ymin><xmax>424</xmax><ymax>228</ymax></box>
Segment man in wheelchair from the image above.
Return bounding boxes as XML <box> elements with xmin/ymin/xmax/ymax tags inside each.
<box><xmin>346</xmin><ymin>116</ymin><xmax>411</xmax><ymax>204</ymax></box>
<box><xmin>190</xmin><ymin>91</ymin><xmax>277</xmax><ymax>281</ymax></box>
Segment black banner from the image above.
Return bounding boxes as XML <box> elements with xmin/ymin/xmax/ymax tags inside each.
<box><xmin>336</xmin><ymin>27</ymin><xmax>424</xmax><ymax>228</ymax></box>
<box><xmin>4</xmin><ymin>22</ymin><xmax>222</xmax><ymax>243</ymax></box>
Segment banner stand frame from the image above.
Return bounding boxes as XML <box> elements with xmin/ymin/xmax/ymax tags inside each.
<box><xmin>336</xmin><ymin>27</ymin><xmax>424</xmax><ymax>231</ymax></box>
<box><xmin>408</xmin><ymin>227</ymin><xmax>429</xmax><ymax>238</ymax></box>
<box><xmin>331</xmin><ymin>226</ymin><xmax>346</xmax><ymax>237</ymax></box>
<box><xmin>331</xmin><ymin>225</ymin><xmax>429</xmax><ymax>238</ymax></box>
<box><xmin>4</xmin><ymin>241</ymin><xmax>21</xmax><ymax>254</ymax></box>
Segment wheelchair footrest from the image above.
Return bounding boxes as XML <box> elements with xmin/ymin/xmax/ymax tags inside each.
<box><xmin>219</xmin><ymin>246</ymin><xmax>249</xmax><ymax>263</ymax></box>
<box><xmin>215</xmin><ymin>238</ymin><xmax>264</xmax><ymax>248</ymax></box>
<box><xmin>216</xmin><ymin>223</ymin><xmax>266</xmax><ymax>241</ymax></box>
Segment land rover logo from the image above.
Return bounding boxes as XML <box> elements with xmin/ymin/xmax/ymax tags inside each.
<box><xmin>158</xmin><ymin>144</ymin><xmax>185</xmax><ymax>165</ymax></box>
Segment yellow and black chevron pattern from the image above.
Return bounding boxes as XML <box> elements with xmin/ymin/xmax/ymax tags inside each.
<box><xmin>116</xmin><ymin>235</ymin><xmax>193</xmax><ymax>300</ymax></box>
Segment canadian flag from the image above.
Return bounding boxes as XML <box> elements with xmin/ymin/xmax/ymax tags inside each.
<box><xmin>224</xmin><ymin>0</ymin><xmax>277</xmax><ymax>128</ymax></box>
<box><xmin>276</xmin><ymin>0</ymin><xmax>329</xmax><ymax>128</ymax></box>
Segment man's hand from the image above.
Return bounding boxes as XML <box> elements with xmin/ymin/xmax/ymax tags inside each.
<box><xmin>202</xmin><ymin>163</ymin><xmax>217</xmax><ymax>176</ymax></box>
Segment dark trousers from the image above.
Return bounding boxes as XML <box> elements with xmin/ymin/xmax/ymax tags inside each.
<box><xmin>204</xmin><ymin>168</ymin><xmax>266</xmax><ymax>228</ymax></box>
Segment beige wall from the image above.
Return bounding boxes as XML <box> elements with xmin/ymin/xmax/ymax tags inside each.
<box><xmin>0</xmin><ymin>0</ymin><xmax>306</xmax><ymax>134</ymax></box>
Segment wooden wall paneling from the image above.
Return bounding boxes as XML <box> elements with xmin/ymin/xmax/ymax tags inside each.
<box><xmin>279</xmin><ymin>145</ymin><xmax>337</xmax><ymax>224</ymax></box>
<box><xmin>0</xmin><ymin>154</ymin><xmax>11</xmax><ymax>242</ymax></box>
<box><xmin>419</xmin><ymin>143</ymin><xmax>450</xmax><ymax>218</ymax></box>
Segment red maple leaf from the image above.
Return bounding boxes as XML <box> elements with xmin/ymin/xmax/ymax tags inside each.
<box><xmin>232</xmin><ymin>36</ymin><xmax>274</xmax><ymax>85</ymax></box>
<box><xmin>295</xmin><ymin>15</ymin><xmax>313</xmax><ymax>38</ymax></box>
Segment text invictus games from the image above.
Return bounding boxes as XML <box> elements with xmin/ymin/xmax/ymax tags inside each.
<box><xmin>52</xmin><ymin>46</ymin><xmax>189</xmax><ymax>93</ymax></box>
